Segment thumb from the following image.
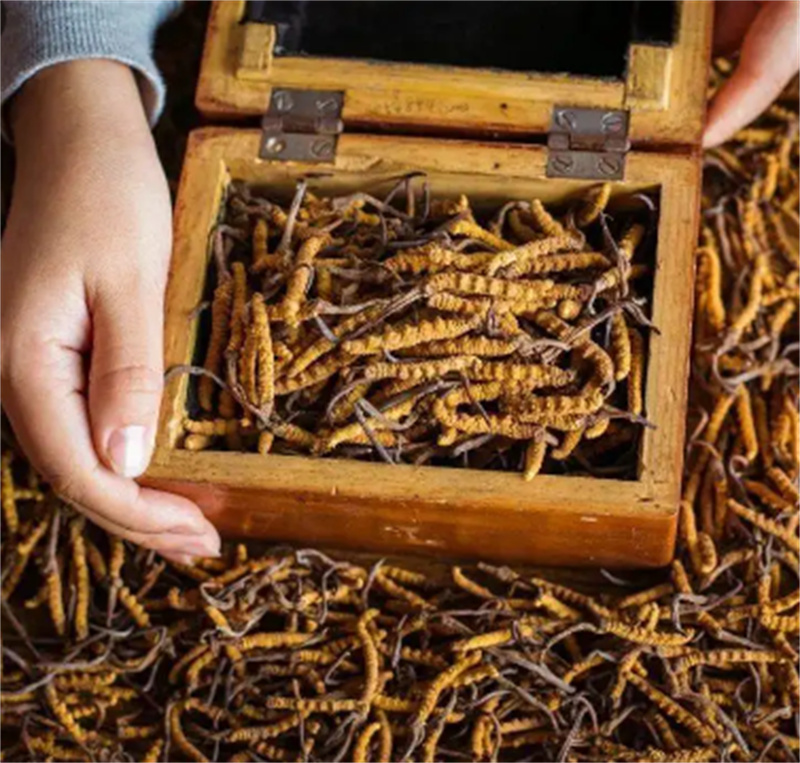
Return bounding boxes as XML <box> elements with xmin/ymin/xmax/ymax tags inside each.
<box><xmin>704</xmin><ymin>1</ymin><xmax>800</xmax><ymax>147</ymax></box>
<box><xmin>89</xmin><ymin>281</ymin><xmax>164</xmax><ymax>478</ymax></box>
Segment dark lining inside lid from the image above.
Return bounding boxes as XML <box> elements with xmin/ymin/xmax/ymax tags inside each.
<box><xmin>243</xmin><ymin>1</ymin><xmax>678</xmax><ymax>80</ymax></box>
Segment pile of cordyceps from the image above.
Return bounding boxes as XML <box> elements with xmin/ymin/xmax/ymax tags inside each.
<box><xmin>1</xmin><ymin>64</ymin><xmax>798</xmax><ymax>762</ymax></box>
<box><xmin>1</xmin><ymin>453</ymin><xmax>798</xmax><ymax>763</ymax></box>
<box><xmin>182</xmin><ymin>179</ymin><xmax>657</xmax><ymax>480</ymax></box>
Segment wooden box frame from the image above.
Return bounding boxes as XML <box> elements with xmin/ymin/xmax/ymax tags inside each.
<box><xmin>142</xmin><ymin>129</ymin><xmax>701</xmax><ymax>568</ymax></box>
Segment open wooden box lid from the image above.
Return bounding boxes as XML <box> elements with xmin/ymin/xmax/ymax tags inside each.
<box><xmin>165</xmin><ymin>0</ymin><xmax>711</xmax><ymax>566</ymax></box>
<box><xmin>197</xmin><ymin>0</ymin><xmax>712</xmax><ymax>157</ymax></box>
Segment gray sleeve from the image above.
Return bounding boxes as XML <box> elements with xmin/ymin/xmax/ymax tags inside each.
<box><xmin>1</xmin><ymin>0</ymin><xmax>181</xmax><ymax>136</ymax></box>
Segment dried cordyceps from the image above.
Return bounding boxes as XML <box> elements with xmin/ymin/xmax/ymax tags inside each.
<box><xmin>1</xmin><ymin>421</ymin><xmax>799</xmax><ymax>763</ymax></box>
<box><xmin>1</xmin><ymin>61</ymin><xmax>798</xmax><ymax>763</ymax></box>
<box><xmin>179</xmin><ymin>178</ymin><xmax>658</xmax><ymax>480</ymax></box>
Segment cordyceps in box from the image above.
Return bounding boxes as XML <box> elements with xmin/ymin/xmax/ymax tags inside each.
<box><xmin>142</xmin><ymin>0</ymin><xmax>713</xmax><ymax>567</ymax></box>
<box><xmin>182</xmin><ymin>179</ymin><xmax>656</xmax><ymax>473</ymax></box>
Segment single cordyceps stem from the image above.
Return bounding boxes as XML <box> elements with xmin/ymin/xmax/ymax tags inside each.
<box><xmin>523</xmin><ymin>438</ymin><xmax>547</xmax><ymax>481</ymax></box>
<box><xmin>362</xmin><ymin>355</ymin><xmax>478</xmax><ymax>383</ymax></box>
<box><xmin>225</xmin><ymin>262</ymin><xmax>248</xmax><ymax>359</ymax></box>
<box><xmin>609</xmin><ymin>312</ymin><xmax>632</xmax><ymax>381</ymax></box>
<box><xmin>238</xmin><ymin>293</ymin><xmax>274</xmax><ymax>415</ymax></box>
<box><xmin>506</xmin><ymin>251</ymin><xmax>610</xmax><ymax>278</ymax></box>
<box><xmin>627</xmin><ymin>327</ymin><xmax>645</xmax><ymax>416</ymax></box>
<box><xmin>343</xmin><ymin>315</ymin><xmax>482</xmax><ymax>356</ymax></box>
<box><xmin>1</xmin><ymin>451</ymin><xmax>19</xmax><ymax>536</ymax></box>
<box><xmin>529</xmin><ymin>198</ymin><xmax>565</xmax><ymax>237</ymax></box>
<box><xmin>696</xmin><ymin>244</ymin><xmax>726</xmax><ymax>333</ymax></box>
<box><xmin>486</xmin><ymin>234</ymin><xmax>582</xmax><ymax>276</ymax></box>
<box><xmin>278</xmin><ymin>234</ymin><xmax>329</xmax><ymax>328</ymax></box>
<box><xmin>576</xmin><ymin>182</ymin><xmax>612</xmax><ymax>227</ymax></box>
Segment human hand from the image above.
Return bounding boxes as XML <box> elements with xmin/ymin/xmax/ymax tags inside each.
<box><xmin>1</xmin><ymin>60</ymin><xmax>220</xmax><ymax>562</ymax></box>
<box><xmin>705</xmin><ymin>0</ymin><xmax>800</xmax><ymax>147</ymax></box>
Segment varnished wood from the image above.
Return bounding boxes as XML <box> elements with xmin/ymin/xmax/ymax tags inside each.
<box><xmin>236</xmin><ymin>21</ymin><xmax>275</xmax><ymax>81</ymax></box>
<box><xmin>196</xmin><ymin>0</ymin><xmax>712</xmax><ymax>146</ymax></box>
<box><xmin>626</xmin><ymin>44</ymin><xmax>673</xmax><ymax>112</ymax></box>
<box><xmin>147</xmin><ymin>452</ymin><xmax>676</xmax><ymax>569</ymax></box>
<box><xmin>143</xmin><ymin>128</ymin><xmax>701</xmax><ymax>568</ymax></box>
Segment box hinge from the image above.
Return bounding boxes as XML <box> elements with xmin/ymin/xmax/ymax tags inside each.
<box><xmin>546</xmin><ymin>106</ymin><xmax>630</xmax><ymax>180</ymax></box>
<box><xmin>260</xmin><ymin>89</ymin><xmax>344</xmax><ymax>163</ymax></box>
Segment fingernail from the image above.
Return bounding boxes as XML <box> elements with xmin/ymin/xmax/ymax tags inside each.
<box><xmin>107</xmin><ymin>426</ymin><xmax>148</xmax><ymax>478</ymax></box>
<box><xmin>177</xmin><ymin>534</ymin><xmax>221</xmax><ymax>559</ymax></box>
<box><xmin>168</xmin><ymin>518</ymin><xmax>217</xmax><ymax>536</ymax></box>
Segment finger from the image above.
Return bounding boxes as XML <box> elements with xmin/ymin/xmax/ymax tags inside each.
<box><xmin>1</xmin><ymin>338</ymin><xmax>221</xmax><ymax>558</ymax></box>
<box><xmin>704</xmin><ymin>1</ymin><xmax>800</xmax><ymax>147</ymax></box>
<box><xmin>713</xmin><ymin>0</ymin><xmax>761</xmax><ymax>55</ymax></box>
<box><xmin>88</xmin><ymin>277</ymin><xmax>164</xmax><ymax>479</ymax></box>
<box><xmin>73</xmin><ymin>495</ymin><xmax>220</xmax><ymax>561</ymax></box>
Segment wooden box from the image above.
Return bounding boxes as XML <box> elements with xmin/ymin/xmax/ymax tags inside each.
<box><xmin>142</xmin><ymin>1</ymin><xmax>712</xmax><ymax>568</ymax></box>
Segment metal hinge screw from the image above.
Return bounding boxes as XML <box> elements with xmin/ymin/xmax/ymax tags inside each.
<box><xmin>315</xmin><ymin>97</ymin><xmax>340</xmax><ymax>114</ymax></box>
<box><xmin>597</xmin><ymin>156</ymin><xmax>622</xmax><ymax>176</ymax></box>
<box><xmin>310</xmin><ymin>138</ymin><xmax>335</xmax><ymax>159</ymax></box>
<box><xmin>272</xmin><ymin>90</ymin><xmax>294</xmax><ymax>113</ymax></box>
<box><xmin>263</xmin><ymin>136</ymin><xmax>287</xmax><ymax>156</ymax></box>
<box><xmin>551</xmin><ymin>154</ymin><xmax>574</xmax><ymax>175</ymax></box>
<box><xmin>555</xmin><ymin>109</ymin><xmax>578</xmax><ymax>131</ymax></box>
<box><xmin>601</xmin><ymin>112</ymin><xmax>626</xmax><ymax>135</ymax></box>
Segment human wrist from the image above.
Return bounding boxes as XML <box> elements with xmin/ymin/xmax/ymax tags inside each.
<box><xmin>6</xmin><ymin>58</ymin><xmax>168</xmax><ymax>232</ymax></box>
<box><xmin>10</xmin><ymin>59</ymin><xmax>154</xmax><ymax>169</ymax></box>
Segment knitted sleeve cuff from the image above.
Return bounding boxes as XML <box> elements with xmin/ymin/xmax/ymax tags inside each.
<box><xmin>1</xmin><ymin>0</ymin><xmax>181</xmax><ymax>139</ymax></box>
